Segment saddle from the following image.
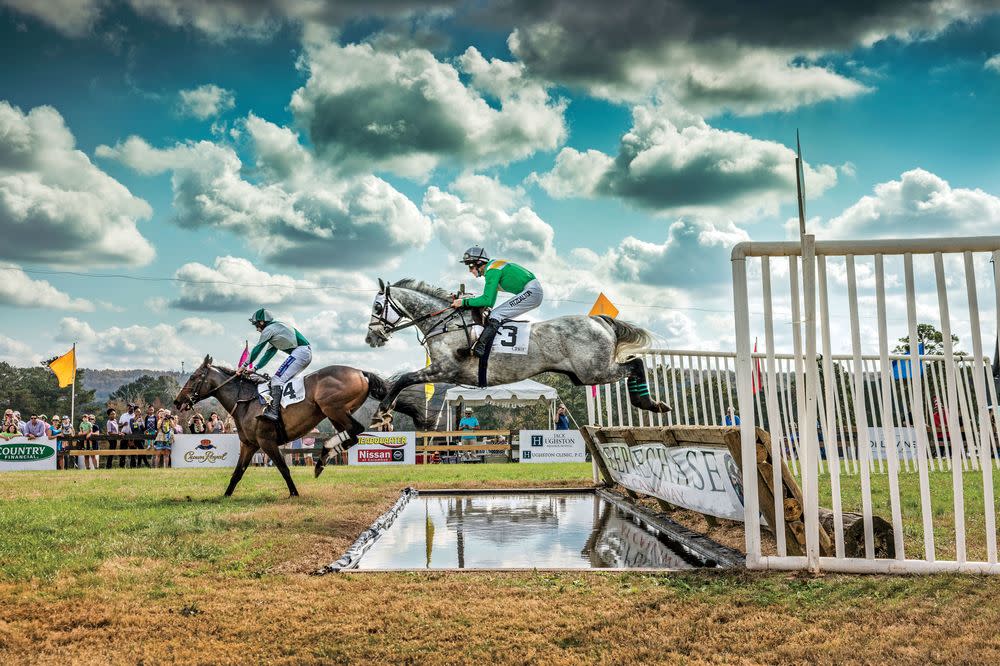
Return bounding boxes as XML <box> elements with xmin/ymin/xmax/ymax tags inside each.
<box><xmin>248</xmin><ymin>373</ymin><xmax>289</xmax><ymax>442</ymax></box>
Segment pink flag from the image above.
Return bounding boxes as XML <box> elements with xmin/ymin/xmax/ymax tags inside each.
<box><xmin>238</xmin><ymin>341</ymin><xmax>249</xmax><ymax>368</ymax></box>
<box><xmin>591</xmin><ymin>385</ymin><xmax>598</xmax><ymax>398</ymax></box>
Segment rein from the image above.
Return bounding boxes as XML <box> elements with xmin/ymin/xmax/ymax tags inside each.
<box><xmin>188</xmin><ymin>367</ymin><xmax>261</xmax><ymax>406</ymax></box>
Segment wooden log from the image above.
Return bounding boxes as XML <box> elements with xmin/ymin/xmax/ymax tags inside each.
<box><xmin>818</xmin><ymin>509</ymin><xmax>896</xmax><ymax>559</ymax></box>
<box><xmin>608</xmin><ymin>427</ymin><xmax>679</xmax><ymax>446</ymax></box>
<box><xmin>784</xmin><ymin>498</ymin><xmax>802</xmax><ymax>522</ymax></box>
<box><xmin>755</xmin><ymin>441</ymin><xmax>768</xmax><ymax>464</ymax></box>
<box><xmin>580</xmin><ymin>427</ymin><xmax>615</xmax><ymax>487</ymax></box>
<box><xmin>670</xmin><ymin>426</ymin><xmax>731</xmax><ymax>445</ymax></box>
<box><xmin>655</xmin><ymin>498</ymin><xmax>677</xmax><ymax>513</ymax></box>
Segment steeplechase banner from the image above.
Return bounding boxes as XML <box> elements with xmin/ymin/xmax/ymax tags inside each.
<box><xmin>518</xmin><ymin>430</ymin><xmax>587</xmax><ymax>463</ymax></box>
<box><xmin>171</xmin><ymin>434</ymin><xmax>241</xmax><ymax>468</ymax></box>
<box><xmin>593</xmin><ymin>440</ymin><xmax>746</xmax><ymax>521</ymax></box>
<box><xmin>348</xmin><ymin>432</ymin><xmax>416</xmax><ymax>465</ymax></box>
<box><xmin>0</xmin><ymin>435</ymin><xmax>58</xmax><ymax>471</ymax></box>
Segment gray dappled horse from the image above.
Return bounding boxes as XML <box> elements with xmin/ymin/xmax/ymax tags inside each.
<box><xmin>365</xmin><ymin>279</ymin><xmax>670</xmax><ymax>427</ymax></box>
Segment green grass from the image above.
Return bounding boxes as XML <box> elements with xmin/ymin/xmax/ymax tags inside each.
<box><xmin>808</xmin><ymin>465</ymin><xmax>1000</xmax><ymax>561</ymax></box>
<box><xmin>0</xmin><ymin>463</ymin><xmax>593</xmax><ymax>581</ymax></box>
<box><xmin>4</xmin><ymin>462</ymin><xmax>1000</xmax><ymax>664</ymax></box>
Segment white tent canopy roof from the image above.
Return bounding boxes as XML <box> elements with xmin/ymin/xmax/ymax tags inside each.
<box><xmin>444</xmin><ymin>379</ymin><xmax>557</xmax><ymax>407</ymax></box>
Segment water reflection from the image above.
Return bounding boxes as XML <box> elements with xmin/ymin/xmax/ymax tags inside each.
<box><xmin>356</xmin><ymin>493</ymin><xmax>700</xmax><ymax>570</ymax></box>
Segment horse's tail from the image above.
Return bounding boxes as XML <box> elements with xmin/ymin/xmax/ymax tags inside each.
<box><xmin>595</xmin><ymin>315</ymin><xmax>653</xmax><ymax>362</ymax></box>
<box><xmin>362</xmin><ymin>371</ymin><xmax>389</xmax><ymax>401</ymax></box>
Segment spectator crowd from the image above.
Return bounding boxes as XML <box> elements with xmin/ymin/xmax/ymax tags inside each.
<box><xmin>1</xmin><ymin>404</ymin><xmax>236</xmax><ymax>470</ymax></box>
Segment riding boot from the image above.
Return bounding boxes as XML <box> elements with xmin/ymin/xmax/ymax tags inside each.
<box><xmin>473</xmin><ymin>318</ymin><xmax>501</xmax><ymax>358</ymax></box>
<box><xmin>258</xmin><ymin>390</ymin><xmax>281</xmax><ymax>422</ymax></box>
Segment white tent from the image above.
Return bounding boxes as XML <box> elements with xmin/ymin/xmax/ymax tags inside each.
<box><xmin>444</xmin><ymin>379</ymin><xmax>559</xmax><ymax>429</ymax></box>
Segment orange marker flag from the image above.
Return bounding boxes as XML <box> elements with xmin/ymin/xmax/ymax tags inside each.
<box><xmin>589</xmin><ymin>292</ymin><xmax>619</xmax><ymax>319</ymax></box>
<box><xmin>48</xmin><ymin>346</ymin><xmax>76</xmax><ymax>388</ymax></box>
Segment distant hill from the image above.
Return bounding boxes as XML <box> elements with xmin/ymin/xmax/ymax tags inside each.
<box><xmin>82</xmin><ymin>369</ymin><xmax>187</xmax><ymax>402</ymax></box>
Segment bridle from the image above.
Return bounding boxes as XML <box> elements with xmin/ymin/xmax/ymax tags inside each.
<box><xmin>181</xmin><ymin>364</ymin><xmax>244</xmax><ymax>409</ymax></box>
<box><xmin>369</xmin><ymin>285</ymin><xmax>458</xmax><ymax>343</ymax></box>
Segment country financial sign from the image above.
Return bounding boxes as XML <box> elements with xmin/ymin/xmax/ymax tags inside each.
<box><xmin>0</xmin><ymin>437</ymin><xmax>57</xmax><ymax>471</ymax></box>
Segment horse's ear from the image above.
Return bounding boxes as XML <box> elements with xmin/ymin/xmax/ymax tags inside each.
<box><xmin>203</xmin><ymin>354</ymin><xmax>212</xmax><ymax>366</ymax></box>
<box><xmin>378</xmin><ymin>278</ymin><xmax>385</xmax><ymax>293</ymax></box>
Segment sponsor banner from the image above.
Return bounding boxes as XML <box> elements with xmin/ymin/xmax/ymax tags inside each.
<box><xmin>348</xmin><ymin>432</ymin><xmax>416</xmax><ymax>465</ymax></box>
<box><xmin>171</xmin><ymin>434</ymin><xmax>240</xmax><ymax>468</ymax></box>
<box><xmin>0</xmin><ymin>436</ymin><xmax>58</xmax><ymax>471</ymax></box>
<box><xmin>866</xmin><ymin>427</ymin><xmax>919</xmax><ymax>461</ymax></box>
<box><xmin>594</xmin><ymin>441</ymin><xmax>746</xmax><ymax>521</ymax></box>
<box><xmin>519</xmin><ymin>430</ymin><xmax>587</xmax><ymax>463</ymax></box>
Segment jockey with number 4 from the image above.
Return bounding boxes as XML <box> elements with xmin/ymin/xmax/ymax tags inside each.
<box><xmin>450</xmin><ymin>246</ymin><xmax>543</xmax><ymax>357</ymax></box>
<box><xmin>240</xmin><ymin>309</ymin><xmax>312</xmax><ymax>422</ymax></box>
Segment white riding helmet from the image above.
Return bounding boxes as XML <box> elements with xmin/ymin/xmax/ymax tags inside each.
<box><xmin>250</xmin><ymin>308</ymin><xmax>274</xmax><ymax>325</ymax></box>
<box><xmin>461</xmin><ymin>246</ymin><xmax>490</xmax><ymax>266</ymax></box>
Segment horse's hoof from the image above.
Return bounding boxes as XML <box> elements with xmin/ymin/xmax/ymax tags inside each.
<box><xmin>314</xmin><ymin>464</ymin><xmax>325</xmax><ymax>478</ymax></box>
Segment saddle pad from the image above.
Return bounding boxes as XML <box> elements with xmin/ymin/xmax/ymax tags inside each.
<box><xmin>475</xmin><ymin>321</ymin><xmax>531</xmax><ymax>355</ymax></box>
<box><xmin>258</xmin><ymin>374</ymin><xmax>308</xmax><ymax>408</ymax></box>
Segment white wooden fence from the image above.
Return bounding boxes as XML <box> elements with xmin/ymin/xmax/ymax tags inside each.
<box><xmin>585</xmin><ymin>349</ymin><xmax>1000</xmax><ymax>477</ymax></box>
<box><xmin>731</xmin><ymin>235</ymin><xmax>1000</xmax><ymax>574</ymax></box>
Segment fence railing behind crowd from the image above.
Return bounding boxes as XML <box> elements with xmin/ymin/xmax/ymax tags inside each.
<box><xmin>729</xmin><ymin>234</ymin><xmax>1000</xmax><ymax>575</ymax></box>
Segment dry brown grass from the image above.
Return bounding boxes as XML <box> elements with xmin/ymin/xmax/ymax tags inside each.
<box><xmin>2</xmin><ymin>466</ymin><xmax>999</xmax><ymax>665</ymax></box>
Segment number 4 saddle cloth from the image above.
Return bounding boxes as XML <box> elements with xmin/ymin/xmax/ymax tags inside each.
<box><xmin>257</xmin><ymin>374</ymin><xmax>309</xmax><ymax>408</ymax></box>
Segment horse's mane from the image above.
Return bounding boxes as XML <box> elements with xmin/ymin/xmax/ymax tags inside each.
<box><xmin>391</xmin><ymin>278</ymin><xmax>451</xmax><ymax>303</ymax></box>
<box><xmin>210</xmin><ymin>364</ymin><xmax>266</xmax><ymax>383</ymax></box>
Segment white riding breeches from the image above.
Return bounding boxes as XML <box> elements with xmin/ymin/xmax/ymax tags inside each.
<box><xmin>270</xmin><ymin>345</ymin><xmax>312</xmax><ymax>390</ymax></box>
<box><xmin>490</xmin><ymin>279</ymin><xmax>543</xmax><ymax>322</ymax></box>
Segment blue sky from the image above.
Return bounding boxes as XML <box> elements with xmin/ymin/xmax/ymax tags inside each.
<box><xmin>1</xmin><ymin>1</ymin><xmax>999</xmax><ymax>373</ymax></box>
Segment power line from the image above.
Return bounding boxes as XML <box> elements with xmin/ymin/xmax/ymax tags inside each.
<box><xmin>1</xmin><ymin>265</ymin><xmax>743</xmax><ymax>316</ymax></box>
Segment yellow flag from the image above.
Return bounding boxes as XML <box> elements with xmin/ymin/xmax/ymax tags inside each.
<box><xmin>424</xmin><ymin>353</ymin><xmax>434</xmax><ymax>402</ymax></box>
<box><xmin>48</xmin><ymin>347</ymin><xmax>76</xmax><ymax>388</ymax></box>
<box><xmin>589</xmin><ymin>292</ymin><xmax>619</xmax><ymax>319</ymax></box>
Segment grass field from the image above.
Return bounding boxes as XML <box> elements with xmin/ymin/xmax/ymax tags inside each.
<box><xmin>2</xmin><ymin>463</ymin><xmax>1000</xmax><ymax>664</ymax></box>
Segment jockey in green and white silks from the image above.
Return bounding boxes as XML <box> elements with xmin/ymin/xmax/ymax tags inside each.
<box><xmin>450</xmin><ymin>246</ymin><xmax>543</xmax><ymax>357</ymax></box>
<box><xmin>244</xmin><ymin>308</ymin><xmax>312</xmax><ymax>422</ymax></box>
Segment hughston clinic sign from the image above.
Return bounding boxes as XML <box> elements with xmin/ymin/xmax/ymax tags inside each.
<box><xmin>519</xmin><ymin>430</ymin><xmax>587</xmax><ymax>463</ymax></box>
<box><xmin>170</xmin><ymin>434</ymin><xmax>240</xmax><ymax>469</ymax></box>
<box><xmin>594</xmin><ymin>440</ymin><xmax>747</xmax><ymax>522</ymax></box>
<box><xmin>348</xmin><ymin>432</ymin><xmax>416</xmax><ymax>465</ymax></box>
<box><xmin>0</xmin><ymin>436</ymin><xmax>58</xmax><ymax>471</ymax></box>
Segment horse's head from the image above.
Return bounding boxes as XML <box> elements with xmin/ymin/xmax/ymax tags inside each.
<box><xmin>174</xmin><ymin>354</ymin><xmax>218</xmax><ymax>412</ymax></box>
<box><xmin>366</xmin><ymin>278</ymin><xmax>406</xmax><ymax>348</ymax></box>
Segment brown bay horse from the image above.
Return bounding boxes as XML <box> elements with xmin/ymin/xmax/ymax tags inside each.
<box><xmin>174</xmin><ymin>355</ymin><xmax>425</xmax><ymax>497</ymax></box>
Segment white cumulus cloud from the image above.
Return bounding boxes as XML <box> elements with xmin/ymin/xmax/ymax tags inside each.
<box><xmin>814</xmin><ymin>168</ymin><xmax>1000</xmax><ymax>239</ymax></box>
<box><xmin>178</xmin><ymin>84</ymin><xmax>236</xmax><ymax>119</ymax></box>
<box><xmin>0</xmin><ymin>263</ymin><xmax>93</xmax><ymax>311</ymax></box>
<box><xmin>57</xmin><ymin>317</ymin><xmax>198</xmax><ymax>370</ymax></box>
<box><xmin>0</xmin><ymin>101</ymin><xmax>154</xmax><ymax>266</ymax></box>
<box><xmin>533</xmin><ymin>104</ymin><xmax>837</xmax><ymax>219</ymax></box>
<box><xmin>177</xmin><ymin>317</ymin><xmax>226</xmax><ymax>337</ymax></box>
<box><xmin>97</xmin><ymin>114</ymin><xmax>431</xmax><ymax>268</ymax></box>
<box><xmin>423</xmin><ymin>174</ymin><xmax>558</xmax><ymax>266</ymax></box>
<box><xmin>170</xmin><ymin>255</ymin><xmax>371</xmax><ymax>311</ymax></box>
<box><xmin>0</xmin><ymin>333</ymin><xmax>40</xmax><ymax>364</ymax></box>
<box><xmin>290</xmin><ymin>43</ymin><xmax>567</xmax><ymax>177</ymax></box>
